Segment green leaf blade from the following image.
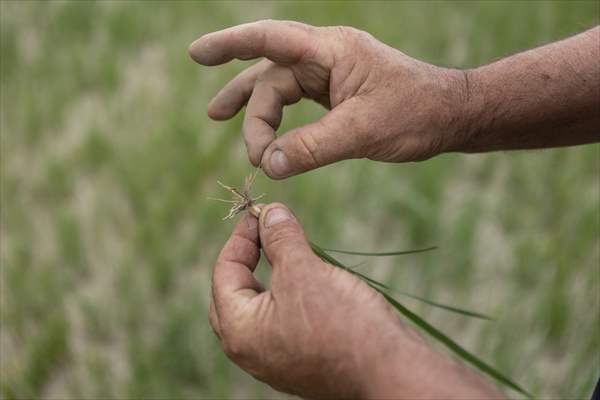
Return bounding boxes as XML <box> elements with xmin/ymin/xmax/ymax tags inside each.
<box><xmin>313</xmin><ymin>242</ymin><xmax>493</xmax><ymax>320</ymax></box>
<box><xmin>350</xmin><ymin>269</ymin><xmax>493</xmax><ymax>321</ymax></box>
<box><xmin>321</xmin><ymin>245</ymin><xmax>438</xmax><ymax>257</ymax></box>
<box><xmin>378</xmin><ymin>290</ymin><xmax>532</xmax><ymax>398</ymax></box>
<box><xmin>310</xmin><ymin>241</ymin><xmax>532</xmax><ymax>397</ymax></box>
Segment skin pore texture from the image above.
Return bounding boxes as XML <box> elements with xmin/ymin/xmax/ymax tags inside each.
<box><xmin>459</xmin><ymin>27</ymin><xmax>600</xmax><ymax>152</ymax></box>
<box><xmin>190</xmin><ymin>21</ymin><xmax>599</xmax><ymax>399</ymax></box>
<box><xmin>211</xmin><ymin>205</ymin><xmax>503</xmax><ymax>399</ymax></box>
<box><xmin>189</xmin><ymin>21</ymin><xmax>599</xmax><ymax>179</ymax></box>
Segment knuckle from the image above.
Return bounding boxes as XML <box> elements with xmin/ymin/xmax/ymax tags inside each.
<box><xmin>242</xmin><ymin>22</ymin><xmax>267</xmax><ymax>53</ymax></box>
<box><xmin>332</xmin><ymin>25</ymin><xmax>370</xmax><ymax>43</ymax></box>
<box><xmin>265</xmin><ymin>224</ymin><xmax>302</xmax><ymax>249</ymax></box>
<box><xmin>327</xmin><ymin>26</ymin><xmax>375</xmax><ymax>61</ymax></box>
<box><xmin>295</xmin><ymin>129</ymin><xmax>320</xmax><ymax>166</ymax></box>
<box><xmin>255</xmin><ymin>63</ymin><xmax>286</xmax><ymax>85</ymax></box>
<box><xmin>283</xmin><ymin>19</ymin><xmax>313</xmax><ymax>32</ymax></box>
<box><xmin>224</xmin><ymin>233</ymin><xmax>259</xmax><ymax>264</ymax></box>
<box><xmin>254</xmin><ymin>68</ymin><xmax>269</xmax><ymax>85</ymax></box>
<box><xmin>239</xmin><ymin>60</ymin><xmax>272</xmax><ymax>85</ymax></box>
<box><xmin>254</xmin><ymin>19</ymin><xmax>275</xmax><ymax>31</ymax></box>
<box><xmin>342</xmin><ymin>25</ymin><xmax>362</xmax><ymax>37</ymax></box>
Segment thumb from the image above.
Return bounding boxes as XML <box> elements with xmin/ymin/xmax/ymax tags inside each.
<box><xmin>260</xmin><ymin>102</ymin><xmax>365</xmax><ymax>179</ymax></box>
<box><xmin>258</xmin><ymin>203</ymin><xmax>316</xmax><ymax>267</ymax></box>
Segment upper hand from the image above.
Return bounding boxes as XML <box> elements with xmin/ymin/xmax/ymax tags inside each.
<box><xmin>209</xmin><ymin>203</ymin><xmax>502</xmax><ymax>399</ymax></box>
<box><xmin>189</xmin><ymin>20</ymin><xmax>469</xmax><ymax>179</ymax></box>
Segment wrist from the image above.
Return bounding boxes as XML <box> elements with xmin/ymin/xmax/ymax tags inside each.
<box><xmin>356</xmin><ymin>325</ymin><xmax>430</xmax><ymax>398</ymax></box>
<box><xmin>440</xmin><ymin>67</ymin><xmax>486</xmax><ymax>154</ymax></box>
<box><xmin>357</xmin><ymin>324</ymin><xmax>505</xmax><ymax>399</ymax></box>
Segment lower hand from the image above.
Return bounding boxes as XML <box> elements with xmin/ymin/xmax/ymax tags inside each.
<box><xmin>209</xmin><ymin>203</ymin><xmax>502</xmax><ymax>399</ymax></box>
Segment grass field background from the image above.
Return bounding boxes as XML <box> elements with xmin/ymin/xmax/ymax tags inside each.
<box><xmin>1</xmin><ymin>1</ymin><xmax>599</xmax><ymax>399</ymax></box>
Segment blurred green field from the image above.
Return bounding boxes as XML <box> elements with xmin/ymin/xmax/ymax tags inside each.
<box><xmin>1</xmin><ymin>1</ymin><xmax>599</xmax><ymax>399</ymax></box>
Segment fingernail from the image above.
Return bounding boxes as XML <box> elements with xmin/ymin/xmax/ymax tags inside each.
<box><xmin>270</xmin><ymin>150</ymin><xmax>290</xmax><ymax>177</ymax></box>
<box><xmin>264</xmin><ymin>207</ymin><xmax>292</xmax><ymax>228</ymax></box>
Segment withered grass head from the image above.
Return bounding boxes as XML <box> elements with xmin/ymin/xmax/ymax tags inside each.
<box><xmin>209</xmin><ymin>168</ymin><xmax>264</xmax><ymax>220</ymax></box>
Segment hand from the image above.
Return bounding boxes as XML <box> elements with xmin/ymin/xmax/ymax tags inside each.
<box><xmin>189</xmin><ymin>20</ymin><xmax>468</xmax><ymax>179</ymax></box>
<box><xmin>209</xmin><ymin>203</ymin><xmax>502</xmax><ymax>399</ymax></box>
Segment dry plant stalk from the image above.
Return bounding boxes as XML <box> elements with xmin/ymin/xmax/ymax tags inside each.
<box><xmin>209</xmin><ymin>168</ymin><xmax>264</xmax><ymax>220</ymax></box>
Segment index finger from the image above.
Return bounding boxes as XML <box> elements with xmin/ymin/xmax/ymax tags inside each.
<box><xmin>188</xmin><ymin>20</ymin><xmax>321</xmax><ymax>66</ymax></box>
<box><xmin>212</xmin><ymin>213</ymin><xmax>262</xmax><ymax>318</ymax></box>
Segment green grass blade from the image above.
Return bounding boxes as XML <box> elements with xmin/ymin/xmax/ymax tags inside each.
<box><xmin>377</xmin><ymin>290</ymin><xmax>532</xmax><ymax>398</ymax></box>
<box><xmin>312</xmin><ymin>243</ymin><xmax>492</xmax><ymax>320</ymax></box>
<box><xmin>350</xmin><ymin>269</ymin><xmax>493</xmax><ymax>320</ymax></box>
<box><xmin>310</xmin><ymin>242</ymin><xmax>531</xmax><ymax>397</ymax></box>
<box><xmin>310</xmin><ymin>242</ymin><xmax>347</xmax><ymax>268</ymax></box>
<box><xmin>389</xmin><ymin>290</ymin><xmax>493</xmax><ymax>320</ymax></box>
<box><xmin>320</xmin><ymin>245</ymin><xmax>437</xmax><ymax>257</ymax></box>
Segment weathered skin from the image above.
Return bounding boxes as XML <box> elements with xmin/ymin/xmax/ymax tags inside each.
<box><xmin>210</xmin><ymin>205</ymin><xmax>503</xmax><ymax>399</ymax></box>
<box><xmin>190</xmin><ymin>21</ymin><xmax>600</xmax><ymax>398</ymax></box>
<box><xmin>189</xmin><ymin>21</ymin><xmax>599</xmax><ymax>179</ymax></box>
